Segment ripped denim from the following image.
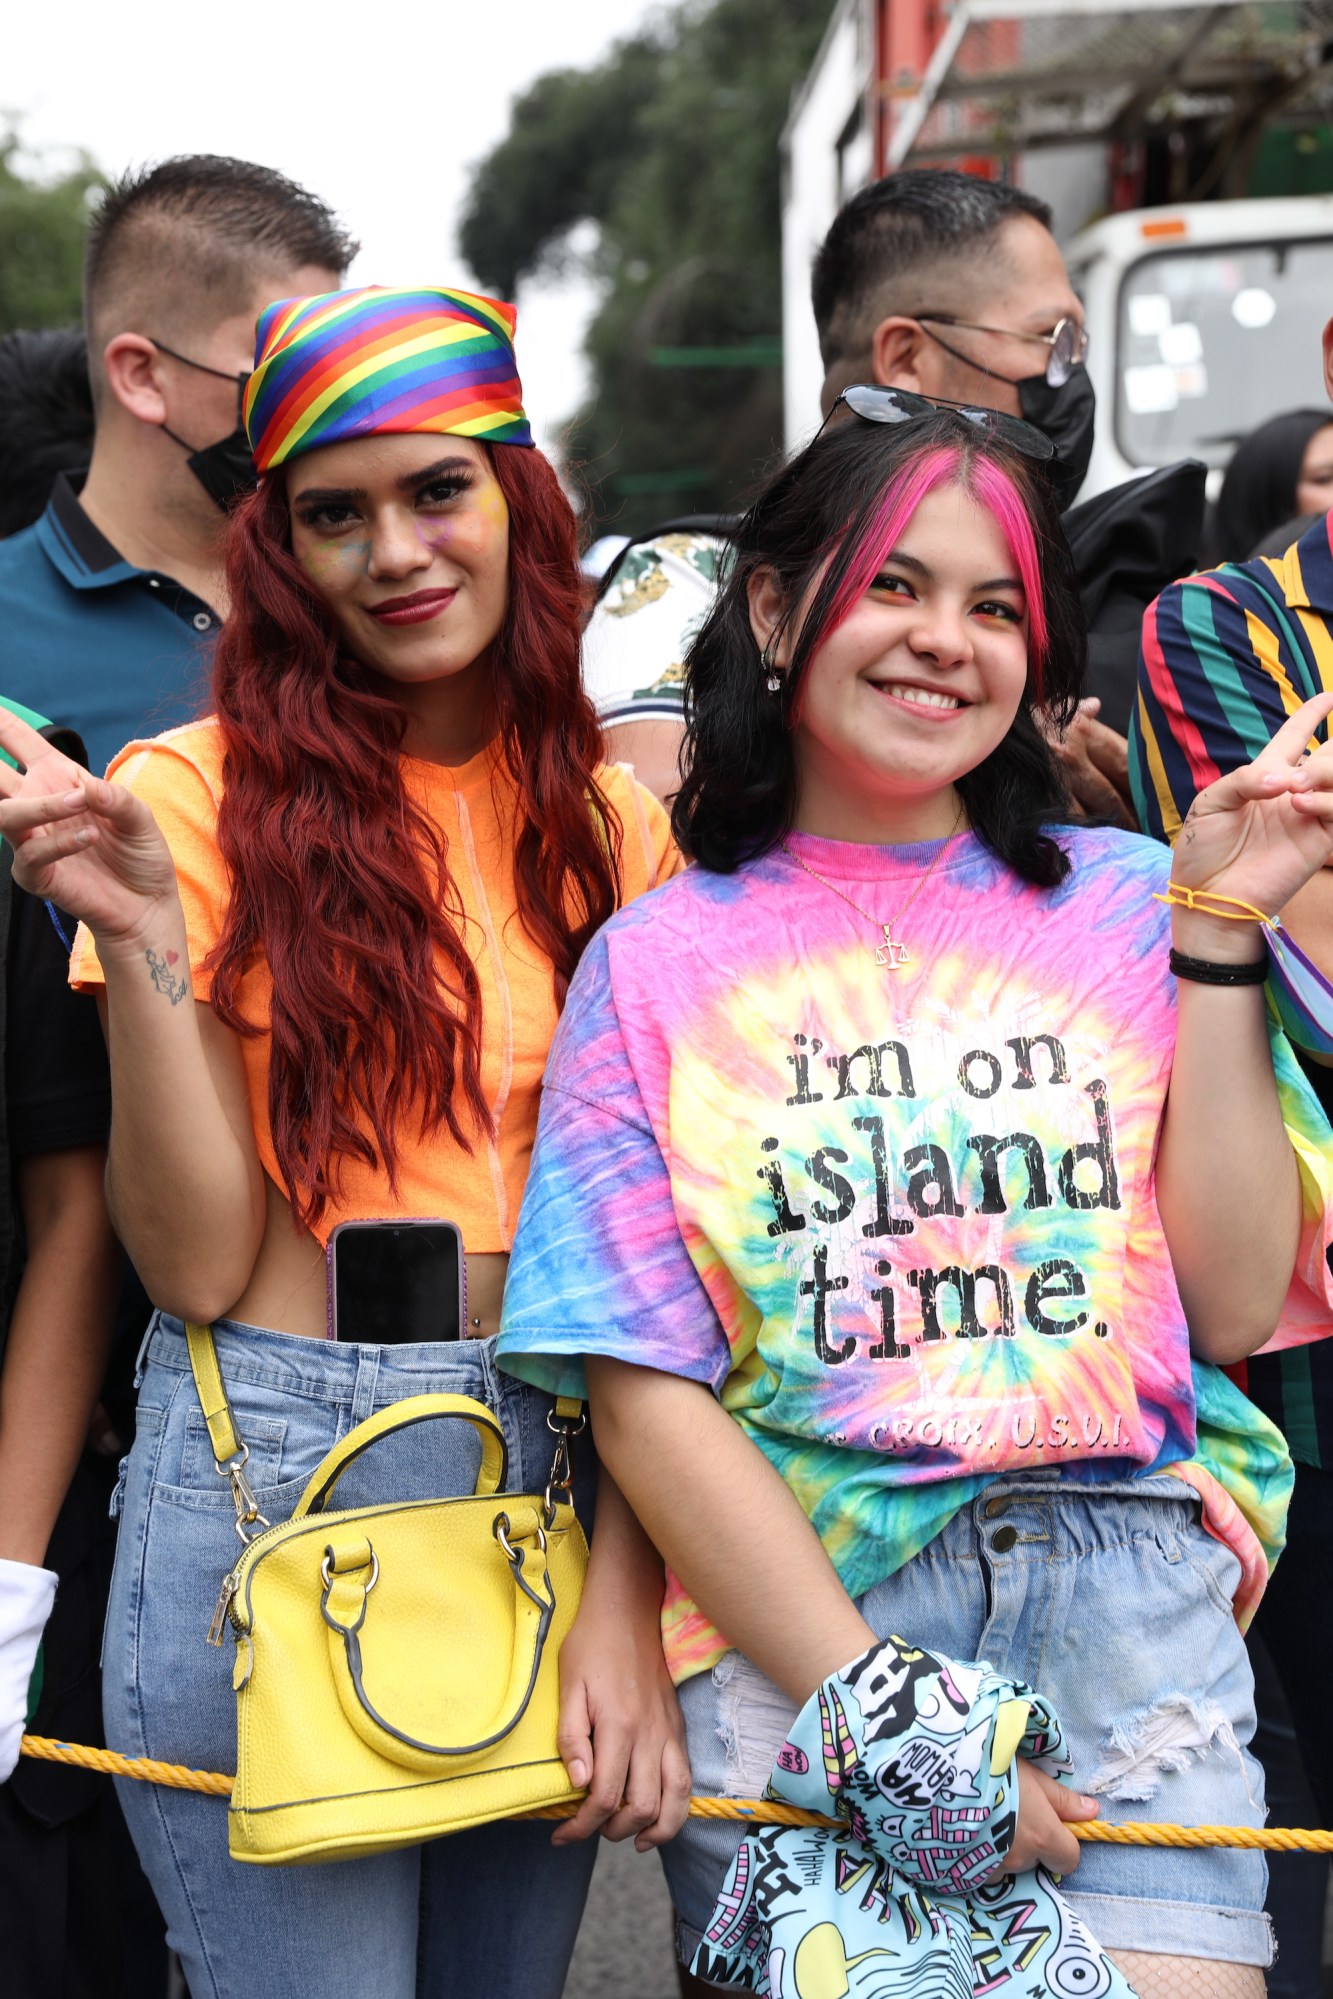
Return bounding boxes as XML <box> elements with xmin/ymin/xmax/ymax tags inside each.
<box><xmin>660</xmin><ymin>1473</ymin><xmax>1273</xmax><ymax>1968</ymax></box>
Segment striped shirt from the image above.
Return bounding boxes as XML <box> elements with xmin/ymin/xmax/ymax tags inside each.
<box><xmin>1130</xmin><ymin>510</ymin><xmax>1333</xmax><ymax>1468</ymax></box>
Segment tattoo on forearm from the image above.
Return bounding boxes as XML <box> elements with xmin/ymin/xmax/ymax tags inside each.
<box><xmin>145</xmin><ymin>948</ymin><xmax>189</xmax><ymax>1006</ymax></box>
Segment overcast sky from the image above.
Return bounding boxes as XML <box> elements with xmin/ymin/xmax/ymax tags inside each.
<box><xmin>7</xmin><ymin>0</ymin><xmax>664</xmax><ymax>455</ymax></box>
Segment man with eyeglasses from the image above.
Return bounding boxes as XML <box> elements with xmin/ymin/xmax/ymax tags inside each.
<box><xmin>813</xmin><ymin>172</ymin><xmax>1091</xmax><ymax>507</ymax></box>
<box><xmin>0</xmin><ymin>155</ymin><xmax>356</xmax><ymax>775</ymax></box>
<box><xmin>810</xmin><ymin>169</ymin><xmax>1206</xmax><ymax>770</ymax></box>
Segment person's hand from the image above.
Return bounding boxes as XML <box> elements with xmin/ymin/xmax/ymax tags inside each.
<box><xmin>0</xmin><ymin>1557</ymin><xmax>57</xmax><ymax>1782</ymax></box>
<box><xmin>1169</xmin><ymin>690</ymin><xmax>1333</xmax><ymax>929</ymax></box>
<box><xmin>993</xmin><ymin>1757</ymin><xmax>1099</xmax><ymax>1879</ymax></box>
<box><xmin>553</xmin><ymin>1591</ymin><xmax>692</xmax><ymax>1851</ymax></box>
<box><xmin>86</xmin><ymin>1401</ymin><xmax>124</xmax><ymax>1458</ymax></box>
<box><xmin>0</xmin><ymin>708</ymin><xmax>178</xmax><ymax>951</ymax></box>
<box><xmin>1041</xmin><ymin>699</ymin><xmax>1137</xmax><ymax>829</ymax></box>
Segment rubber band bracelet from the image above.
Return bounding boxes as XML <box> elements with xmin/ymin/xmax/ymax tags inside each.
<box><xmin>1169</xmin><ymin>948</ymin><xmax>1268</xmax><ymax>986</ymax></box>
<box><xmin>1153</xmin><ymin>883</ymin><xmax>1280</xmax><ymax>929</ymax></box>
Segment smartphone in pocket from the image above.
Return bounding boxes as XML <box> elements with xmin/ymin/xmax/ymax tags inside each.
<box><xmin>327</xmin><ymin>1219</ymin><xmax>466</xmax><ymax>1344</ymax></box>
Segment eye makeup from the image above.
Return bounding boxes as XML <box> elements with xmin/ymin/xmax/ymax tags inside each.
<box><xmin>292</xmin><ymin>463</ymin><xmax>485</xmax><ymax>539</ymax></box>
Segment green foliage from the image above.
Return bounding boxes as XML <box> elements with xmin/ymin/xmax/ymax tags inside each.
<box><xmin>460</xmin><ymin>0</ymin><xmax>829</xmax><ymax>533</ymax></box>
<box><xmin>459</xmin><ymin>41</ymin><xmax>665</xmax><ymax>302</ymax></box>
<box><xmin>0</xmin><ymin>132</ymin><xmax>104</xmax><ymax>334</ymax></box>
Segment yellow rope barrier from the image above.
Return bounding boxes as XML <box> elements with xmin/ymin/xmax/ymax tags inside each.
<box><xmin>22</xmin><ymin>1736</ymin><xmax>234</xmax><ymax>1798</ymax></box>
<box><xmin>21</xmin><ymin>1736</ymin><xmax>1333</xmax><ymax>1850</ymax></box>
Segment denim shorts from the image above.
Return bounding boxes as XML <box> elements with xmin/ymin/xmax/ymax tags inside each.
<box><xmin>659</xmin><ymin>1473</ymin><xmax>1273</xmax><ymax>1970</ymax></box>
<box><xmin>103</xmin><ymin>1312</ymin><xmax>599</xmax><ymax>1999</ymax></box>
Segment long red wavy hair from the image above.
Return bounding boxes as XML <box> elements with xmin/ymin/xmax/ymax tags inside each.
<box><xmin>208</xmin><ymin>445</ymin><xmax>622</xmax><ymax>1229</ymax></box>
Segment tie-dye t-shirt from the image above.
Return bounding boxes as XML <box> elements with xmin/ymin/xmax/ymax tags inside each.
<box><xmin>498</xmin><ymin>825</ymin><xmax>1323</xmax><ymax>1683</ymax></box>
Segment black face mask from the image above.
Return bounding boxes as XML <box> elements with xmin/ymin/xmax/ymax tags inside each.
<box><xmin>174</xmin><ymin>426</ymin><xmax>257</xmax><ymax>512</ymax></box>
<box><xmin>150</xmin><ymin>337</ymin><xmax>256</xmax><ymax>512</ymax></box>
<box><xmin>1017</xmin><ymin>363</ymin><xmax>1096</xmax><ymax>513</ymax></box>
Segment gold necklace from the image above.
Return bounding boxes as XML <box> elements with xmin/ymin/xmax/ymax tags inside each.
<box><xmin>780</xmin><ymin>809</ymin><xmax>965</xmax><ymax>971</ymax></box>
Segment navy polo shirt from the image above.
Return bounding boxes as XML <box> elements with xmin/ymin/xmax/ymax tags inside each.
<box><xmin>0</xmin><ymin>474</ymin><xmax>219</xmax><ymax>776</ymax></box>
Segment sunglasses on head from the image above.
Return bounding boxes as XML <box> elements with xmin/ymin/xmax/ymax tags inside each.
<box><xmin>827</xmin><ymin>384</ymin><xmax>1056</xmax><ymax>463</ymax></box>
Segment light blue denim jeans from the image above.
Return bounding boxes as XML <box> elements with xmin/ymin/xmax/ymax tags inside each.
<box><xmin>661</xmin><ymin>1473</ymin><xmax>1273</xmax><ymax>1970</ymax></box>
<box><xmin>103</xmin><ymin>1313</ymin><xmax>599</xmax><ymax>1999</ymax></box>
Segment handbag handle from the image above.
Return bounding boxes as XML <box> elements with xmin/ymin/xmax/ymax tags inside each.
<box><xmin>293</xmin><ymin>1395</ymin><xmax>508</xmax><ymax>1516</ymax></box>
<box><xmin>185</xmin><ymin>1322</ymin><xmax>509</xmax><ymax>1541</ymax></box>
<box><xmin>319</xmin><ymin>1501</ymin><xmax>560</xmax><ymax>1767</ymax></box>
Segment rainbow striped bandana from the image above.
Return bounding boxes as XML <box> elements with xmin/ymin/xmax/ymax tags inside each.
<box><xmin>243</xmin><ymin>284</ymin><xmax>533</xmax><ymax>473</ymax></box>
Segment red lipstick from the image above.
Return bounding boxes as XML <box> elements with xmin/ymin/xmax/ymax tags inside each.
<box><xmin>368</xmin><ymin>588</ymin><xmax>457</xmax><ymax>626</ymax></box>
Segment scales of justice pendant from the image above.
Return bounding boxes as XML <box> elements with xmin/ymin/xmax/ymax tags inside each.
<box><xmin>875</xmin><ymin>924</ymin><xmax>910</xmax><ymax>969</ymax></box>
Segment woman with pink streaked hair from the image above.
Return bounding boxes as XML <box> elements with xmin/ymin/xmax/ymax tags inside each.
<box><xmin>498</xmin><ymin>392</ymin><xmax>1333</xmax><ymax>1994</ymax></box>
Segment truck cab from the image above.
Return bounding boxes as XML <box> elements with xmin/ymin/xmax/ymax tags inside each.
<box><xmin>782</xmin><ymin>3</ymin><xmax>1333</xmax><ymax>497</ymax></box>
<box><xmin>1044</xmin><ymin>199</ymin><xmax>1333</xmax><ymax>501</ymax></box>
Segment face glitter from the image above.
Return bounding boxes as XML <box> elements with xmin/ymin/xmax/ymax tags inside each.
<box><xmin>286</xmin><ymin>436</ymin><xmax>511</xmax><ymax>682</ymax></box>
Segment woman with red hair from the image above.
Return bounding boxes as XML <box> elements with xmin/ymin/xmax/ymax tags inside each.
<box><xmin>0</xmin><ymin>286</ymin><xmax>688</xmax><ymax>1997</ymax></box>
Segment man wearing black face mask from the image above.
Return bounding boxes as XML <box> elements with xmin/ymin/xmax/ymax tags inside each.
<box><xmin>812</xmin><ymin>169</ymin><xmax>1205</xmax><ymax>747</ymax></box>
<box><xmin>144</xmin><ymin>335</ymin><xmax>258</xmax><ymax>514</ymax></box>
<box><xmin>0</xmin><ymin>155</ymin><xmax>356</xmax><ymax>774</ymax></box>
<box><xmin>814</xmin><ymin>172</ymin><xmax>1094</xmax><ymax>507</ymax></box>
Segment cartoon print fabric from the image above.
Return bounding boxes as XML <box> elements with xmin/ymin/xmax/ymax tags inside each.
<box><xmin>772</xmin><ymin>1637</ymin><xmax>1054</xmax><ymax>1893</ymax></box>
<box><xmin>498</xmin><ymin>825</ymin><xmax>1331</xmax><ymax>1680</ymax></box>
<box><xmin>693</xmin><ymin>1826</ymin><xmax>1129</xmax><ymax>1999</ymax></box>
<box><xmin>689</xmin><ymin>1637</ymin><xmax>1134</xmax><ymax>1999</ymax></box>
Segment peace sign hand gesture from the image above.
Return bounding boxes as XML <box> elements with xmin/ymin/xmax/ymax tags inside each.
<box><xmin>1169</xmin><ymin>691</ymin><xmax>1333</xmax><ymax>941</ymax></box>
<box><xmin>0</xmin><ymin>708</ymin><xmax>180</xmax><ymax>955</ymax></box>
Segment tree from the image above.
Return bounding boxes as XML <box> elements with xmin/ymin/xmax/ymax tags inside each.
<box><xmin>460</xmin><ymin>0</ymin><xmax>829</xmax><ymax>533</ymax></box>
<box><xmin>0</xmin><ymin>131</ymin><xmax>105</xmax><ymax>334</ymax></box>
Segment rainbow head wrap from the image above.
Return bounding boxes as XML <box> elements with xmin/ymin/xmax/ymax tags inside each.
<box><xmin>243</xmin><ymin>284</ymin><xmax>533</xmax><ymax>474</ymax></box>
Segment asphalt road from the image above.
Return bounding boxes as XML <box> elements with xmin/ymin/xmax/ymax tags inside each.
<box><xmin>563</xmin><ymin>1834</ymin><xmax>682</xmax><ymax>1999</ymax></box>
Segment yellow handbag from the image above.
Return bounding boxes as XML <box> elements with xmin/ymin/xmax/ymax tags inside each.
<box><xmin>185</xmin><ymin>1321</ymin><xmax>588</xmax><ymax>1865</ymax></box>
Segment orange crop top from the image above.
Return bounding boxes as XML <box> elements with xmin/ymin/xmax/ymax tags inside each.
<box><xmin>70</xmin><ymin>719</ymin><xmax>680</xmax><ymax>1249</ymax></box>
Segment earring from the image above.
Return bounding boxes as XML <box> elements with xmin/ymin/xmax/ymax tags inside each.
<box><xmin>761</xmin><ymin>637</ymin><xmax>782</xmax><ymax>695</ymax></box>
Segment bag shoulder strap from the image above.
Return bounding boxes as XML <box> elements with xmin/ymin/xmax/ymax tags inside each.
<box><xmin>187</xmin><ymin>1318</ymin><xmax>584</xmax><ymax>1644</ymax></box>
<box><xmin>187</xmin><ymin>1320</ymin><xmax>273</xmax><ymax>1553</ymax></box>
<box><xmin>186</xmin><ymin>1319</ymin><xmax>243</xmax><ymax>1465</ymax></box>
<box><xmin>187</xmin><ymin>1314</ymin><xmax>584</xmax><ymax>1498</ymax></box>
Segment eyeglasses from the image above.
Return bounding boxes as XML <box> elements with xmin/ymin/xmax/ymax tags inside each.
<box><xmin>829</xmin><ymin>383</ymin><xmax>1055</xmax><ymax>461</ymax></box>
<box><xmin>914</xmin><ymin>314</ymin><xmax>1089</xmax><ymax>388</ymax></box>
<box><xmin>149</xmin><ymin>337</ymin><xmax>252</xmax><ymax>426</ymax></box>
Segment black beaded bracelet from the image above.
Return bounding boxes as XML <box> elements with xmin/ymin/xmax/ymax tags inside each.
<box><xmin>1168</xmin><ymin>947</ymin><xmax>1267</xmax><ymax>986</ymax></box>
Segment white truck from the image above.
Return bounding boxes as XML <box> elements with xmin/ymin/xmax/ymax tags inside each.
<box><xmin>782</xmin><ymin>0</ymin><xmax>1333</xmax><ymax>499</ymax></box>
<box><xmin>1068</xmin><ymin>194</ymin><xmax>1333</xmax><ymax>499</ymax></box>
